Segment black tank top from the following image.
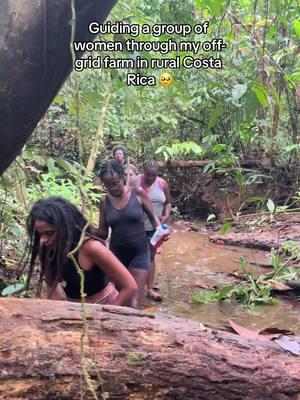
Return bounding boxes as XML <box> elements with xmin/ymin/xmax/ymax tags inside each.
<box><xmin>62</xmin><ymin>247</ymin><xmax>108</xmax><ymax>299</ymax></box>
<box><xmin>105</xmin><ymin>189</ymin><xmax>146</xmax><ymax>246</ymax></box>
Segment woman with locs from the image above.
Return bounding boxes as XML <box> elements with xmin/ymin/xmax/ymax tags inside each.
<box><xmin>136</xmin><ymin>160</ymin><xmax>172</xmax><ymax>301</ymax></box>
<box><xmin>98</xmin><ymin>161</ymin><xmax>160</xmax><ymax>308</ymax></box>
<box><xmin>26</xmin><ymin>197</ymin><xmax>137</xmax><ymax>305</ymax></box>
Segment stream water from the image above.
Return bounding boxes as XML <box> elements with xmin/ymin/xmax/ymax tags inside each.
<box><xmin>151</xmin><ymin>222</ymin><xmax>300</xmax><ymax>335</ymax></box>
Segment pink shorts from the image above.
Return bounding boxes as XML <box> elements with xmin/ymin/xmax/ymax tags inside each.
<box><xmin>68</xmin><ymin>282</ymin><xmax>119</xmax><ymax>305</ymax></box>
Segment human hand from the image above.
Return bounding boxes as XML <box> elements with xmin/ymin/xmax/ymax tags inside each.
<box><xmin>159</xmin><ymin>215</ymin><xmax>168</xmax><ymax>224</ymax></box>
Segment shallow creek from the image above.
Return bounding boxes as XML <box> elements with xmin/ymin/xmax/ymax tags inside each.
<box><xmin>151</xmin><ymin>224</ymin><xmax>300</xmax><ymax>335</ymax></box>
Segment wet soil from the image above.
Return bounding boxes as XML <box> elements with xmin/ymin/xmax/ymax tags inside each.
<box><xmin>149</xmin><ymin>221</ymin><xmax>300</xmax><ymax>335</ymax></box>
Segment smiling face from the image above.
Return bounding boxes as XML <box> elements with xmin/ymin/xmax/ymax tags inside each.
<box><xmin>159</xmin><ymin>72</ymin><xmax>173</xmax><ymax>87</ymax></box>
<box><xmin>34</xmin><ymin>220</ymin><xmax>57</xmax><ymax>249</ymax></box>
<box><xmin>102</xmin><ymin>173</ymin><xmax>125</xmax><ymax>197</ymax></box>
<box><xmin>114</xmin><ymin>149</ymin><xmax>125</xmax><ymax>163</ymax></box>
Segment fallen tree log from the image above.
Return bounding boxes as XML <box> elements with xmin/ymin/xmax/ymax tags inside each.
<box><xmin>0</xmin><ymin>297</ymin><xmax>299</xmax><ymax>400</ymax></box>
<box><xmin>157</xmin><ymin>160</ymin><xmax>262</xmax><ymax>169</ymax></box>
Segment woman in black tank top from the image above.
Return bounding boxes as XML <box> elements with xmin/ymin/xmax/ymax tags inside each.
<box><xmin>26</xmin><ymin>197</ymin><xmax>137</xmax><ymax>306</ymax></box>
<box><xmin>98</xmin><ymin>162</ymin><xmax>159</xmax><ymax>308</ymax></box>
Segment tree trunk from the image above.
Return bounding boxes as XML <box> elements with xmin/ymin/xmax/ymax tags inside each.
<box><xmin>86</xmin><ymin>75</ymin><xmax>112</xmax><ymax>176</ymax></box>
<box><xmin>0</xmin><ymin>297</ymin><xmax>299</xmax><ymax>400</ymax></box>
<box><xmin>0</xmin><ymin>0</ymin><xmax>116</xmax><ymax>175</ymax></box>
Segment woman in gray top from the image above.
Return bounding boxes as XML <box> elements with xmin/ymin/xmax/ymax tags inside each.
<box><xmin>136</xmin><ymin>160</ymin><xmax>172</xmax><ymax>301</ymax></box>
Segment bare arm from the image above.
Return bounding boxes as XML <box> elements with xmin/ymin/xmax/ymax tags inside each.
<box><xmin>83</xmin><ymin>240</ymin><xmax>137</xmax><ymax>306</ymax></box>
<box><xmin>160</xmin><ymin>178</ymin><xmax>172</xmax><ymax>224</ymax></box>
<box><xmin>136</xmin><ymin>187</ymin><xmax>160</xmax><ymax>229</ymax></box>
<box><xmin>98</xmin><ymin>199</ymin><xmax>109</xmax><ymax>240</ymax></box>
<box><xmin>44</xmin><ymin>264</ymin><xmax>66</xmax><ymax>300</ymax></box>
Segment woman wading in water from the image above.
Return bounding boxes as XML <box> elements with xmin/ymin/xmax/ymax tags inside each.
<box><xmin>98</xmin><ymin>162</ymin><xmax>159</xmax><ymax>308</ymax></box>
<box><xmin>136</xmin><ymin>160</ymin><xmax>171</xmax><ymax>301</ymax></box>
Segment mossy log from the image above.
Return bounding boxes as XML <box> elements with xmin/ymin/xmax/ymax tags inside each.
<box><xmin>0</xmin><ymin>298</ymin><xmax>300</xmax><ymax>400</ymax></box>
<box><xmin>0</xmin><ymin>0</ymin><xmax>116</xmax><ymax>174</ymax></box>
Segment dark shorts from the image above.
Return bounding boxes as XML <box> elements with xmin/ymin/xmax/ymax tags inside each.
<box><xmin>110</xmin><ymin>241</ymin><xmax>151</xmax><ymax>271</ymax></box>
<box><xmin>146</xmin><ymin>230</ymin><xmax>156</xmax><ymax>241</ymax></box>
<box><xmin>146</xmin><ymin>230</ymin><xmax>157</xmax><ymax>260</ymax></box>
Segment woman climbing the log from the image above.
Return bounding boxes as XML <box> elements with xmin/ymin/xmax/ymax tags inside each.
<box><xmin>26</xmin><ymin>197</ymin><xmax>137</xmax><ymax>305</ymax></box>
<box><xmin>136</xmin><ymin>160</ymin><xmax>172</xmax><ymax>301</ymax></box>
<box><xmin>98</xmin><ymin>161</ymin><xmax>160</xmax><ymax>308</ymax></box>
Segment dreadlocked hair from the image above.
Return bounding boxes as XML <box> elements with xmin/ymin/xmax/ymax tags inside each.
<box><xmin>99</xmin><ymin>160</ymin><xmax>125</xmax><ymax>182</ymax></box>
<box><xmin>143</xmin><ymin>160</ymin><xmax>158</xmax><ymax>170</ymax></box>
<box><xmin>26</xmin><ymin>196</ymin><xmax>90</xmax><ymax>296</ymax></box>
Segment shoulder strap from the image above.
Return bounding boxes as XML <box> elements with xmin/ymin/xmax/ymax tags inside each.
<box><xmin>157</xmin><ymin>177</ymin><xmax>164</xmax><ymax>190</ymax></box>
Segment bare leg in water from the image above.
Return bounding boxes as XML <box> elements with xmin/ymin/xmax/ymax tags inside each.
<box><xmin>128</xmin><ymin>268</ymin><xmax>148</xmax><ymax>308</ymax></box>
<box><xmin>146</xmin><ymin>245</ymin><xmax>162</xmax><ymax>301</ymax></box>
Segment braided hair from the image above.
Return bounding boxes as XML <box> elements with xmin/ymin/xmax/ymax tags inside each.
<box><xmin>99</xmin><ymin>161</ymin><xmax>125</xmax><ymax>182</ymax></box>
<box><xmin>143</xmin><ymin>160</ymin><xmax>158</xmax><ymax>170</ymax></box>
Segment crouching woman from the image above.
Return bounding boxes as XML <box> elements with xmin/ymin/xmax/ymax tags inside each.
<box><xmin>26</xmin><ymin>197</ymin><xmax>137</xmax><ymax>306</ymax></box>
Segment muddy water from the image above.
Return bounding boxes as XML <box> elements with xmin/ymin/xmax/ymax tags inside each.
<box><xmin>152</xmin><ymin>225</ymin><xmax>300</xmax><ymax>335</ymax></box>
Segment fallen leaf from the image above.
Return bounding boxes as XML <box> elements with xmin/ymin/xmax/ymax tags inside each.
<box><xmin>142</xmin><ymin>306</ymin><xmax>158</xmax><ymax>314</ymax></box>
<box><xmin>264</xmin><ymin>280</ymin><xmax>292</xmax><ymax>291</ymax></box>
<box><xmin>228</xmin><ymin>319</ymin><xmax>281</xmax><ymax>341</ymax></box>
<box><xmin>192</xmin><ymin>282</ymin><xmax>217</xmax><ymax>290</ymax></box>
<box><xmin>275</xmin><ymin>335</ymin><xmax>300</xmax><ymax>355</ymax></box>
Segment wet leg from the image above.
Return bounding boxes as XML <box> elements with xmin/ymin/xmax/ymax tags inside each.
<box><xmin>128</xmin><ymin>268</ymin><xmax>148</xmax><ymax>308</ymax></box>
<box><xmin>146</xmin><ymin>246</ymin><xmax>162</xmax><ymax>301</ymax></box>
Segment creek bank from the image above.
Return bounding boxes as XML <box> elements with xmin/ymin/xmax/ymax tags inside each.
<box><xmin>160</xmin><ymin>160</ymin><xmax>293</xmax><ymax>220</ymax></box>
<box><xmin>208</xmin><ymin>214</ymin><xmax>300</xmax><ymax>251</ymax></box>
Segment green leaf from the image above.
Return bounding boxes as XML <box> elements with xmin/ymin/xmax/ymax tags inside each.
<box><xmin>47</xmin><ymin>158</ymin><xmax>60</xmax><ymax>176</ymax></box>
<box><xmin>281</xmin><ymin>240</ymin><xmax>300</xmax><ymax>250</ymax></box>
<box><xmin>53</xmin><ymin>96</ymin><xmax>64</xmax><ymax>104</ymax></box>
<box><xmin>220</xmin><ymin>222</ymin><xmax>232</xmax><ymax>235</ymax></box>
<box><xmin>293</xmin><ymin>19</ymin><xmax>300</xmax><ymax>38</ymax></box>
<box><xmin>213</xmin><ymin>144</ymin><xmax>226</xmax><ymax>153</ymax></box>
<box><xmin>235</xmin><ymin>170</ymin><xmax>244</xmax><ymax>187</ymax></box>
<box><xmin>266</xmin><ymin>198</ymin><xmax>275</xmax><ymax>213</ymax></box>
<box><xmin>232</xmin><ymin>84</ymin><xmax>247</xmax><ymax>101</ymax></box>
<box><xmin>192</xmin><ymin>290</ymin><xmax>218</xmax><ymax>304</ymax></box>
<box><xmin>244</xmin><ymin>90</ymin><xmax>258</xmax><ymax>122</ymax></box>
<box><xmin>207</xmin><ymin>213</ymin><xmax>216</xmax><ymax>222</ymax></box>
<box><xmin>208</xmin><ymin>105</ymin><xmax>223</xmax><ymax>129</ymax></box>
<box><xmin>215</xmin><ymin>285</ymin><xmax>234</xmax><ymax>300</ymax></box>
<box><xmin>2</xmin><ymin>282</ymin><xmax>25</xmax><ymax>296</ymax></box>
<box><xmin>251</xmin><ymin>84</ymin><xmax>268</xmax><ymax>106</ymax></box>
<box><xmin>207</xmin><ymin>0</ymin><xmax>223</xmax><ymax>16</ymax></box>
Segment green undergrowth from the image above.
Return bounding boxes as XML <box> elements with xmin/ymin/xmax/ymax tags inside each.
<box><xmin>192</xmin><ymin>244</ymin><xmax>300</xmax><ymax>308</ymax></box>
